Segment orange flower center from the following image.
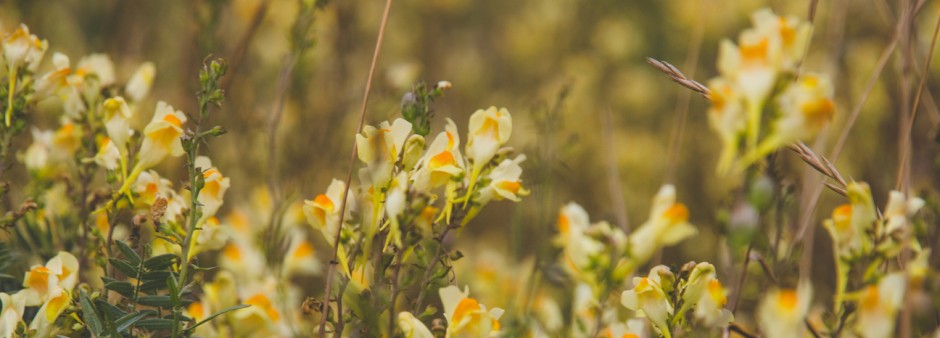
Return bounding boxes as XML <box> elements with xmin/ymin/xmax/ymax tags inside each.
<box><xmin>663</xmin><ymin>203</ymin><xmax>689</xmax><ymax>222</ymax></box>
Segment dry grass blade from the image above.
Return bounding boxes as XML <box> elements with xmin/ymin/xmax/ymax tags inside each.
<box><xmin>646</xmin><ymin>58</ymin><xmax>848</xmax><ymax>197</ymax></box>
<box><xmin>646</xmin><ymin>57</ymin><xmax>711</xmax><ymax>99</ymax></box>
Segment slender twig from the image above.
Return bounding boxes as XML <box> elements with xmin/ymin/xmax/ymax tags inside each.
<box><xmin>750</xmin><ymin>251</ymin><xmax>779</xmax><ymax>285</ymax></box>
<box><xmin>730</xmin><ymin>244</ymin><xmax>753</xmax><ymax>314</ymax></box>
<box><xmin>896</xmin><ymin>13</ymin><xmax>940</xmax><ymax>191</ymax></box>
<box><xmin>645</xmin><ymin>58</ymin><xmax>710</xmax><ymax>99</ymax></box>
<box><xmin>728</xmin><ymin>323</ymin><xmax>757</xmax><ymax>338</ymax></box>
<box><xmin>601</xmin><ymin>108</ymin><xmax>629</xmax><ymax>231</ymax></box>
<box><xmin>665</xmin><ymin>1</ymin><xmax>707</xmax><ymax>183</ymax></box>
<box><xmin>318</xmin><ymin>0</ymin><xmax>394</xmax><ymax>335</ymax></box>
<box><xmin>220</xmin><ymin>0</ymin><xmax>270</xmax><ymax>92</ymax></box>
<box><xmin>413</xmin><ymin>224</ymin><xmax>455</xmax><ymax>312</ymax></box>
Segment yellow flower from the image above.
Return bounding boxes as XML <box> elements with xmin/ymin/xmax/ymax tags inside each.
<box><xmin>706</xmin><ymin>78</ymin><xmax>746</xmax><ymax>174</ymax></box>
<box><xmin>356</xmin><ymin>118</ymin><xmax>412</xmax><ymax>187</ymax></box>
<box><xmin>628</xmin><ymin>185</ymin><xmax>697</xmax><ymax>265</ymax></box>
<box><xmin>465</xmin><ymin>106</ymin><xmax>512</xmax><ymax>172</ymax></box>
<box><xmin>752</xmin><ymin>73</ymin><xmax>835</xmax><ymax>159</ymax></box>
<box><xmin>282</xmin><ymin>235</ymin><xmax>321</xmax><ymax>277</ymax></box>
<box><xmin>28</xmin><ymin>286</ymin><xmax>71</xmax><ymax>337</ymax></box>
<box><xmin>751</xmin><ymin>8</ymin><xmax>812</xmax><ymax>70</ymax></box>
<box><xmin>717</xmin><ymin>28</ymin><xmax>780</xmax><ymax>114</ymax></box>
<box><xmin>136</xmin><ymin>101</ymin><xmax>187</xmax><ymax>171</ymax></box>
<box><xmin>133</xmin><ymin>170</ymin><xmax>186</xmax><ymax>223</ymax></box>
<box><xmin>413</xmin><ymin>118</ymin><xmax>464</xmax><ymax>191</ymax></box>
<box><xmin>126</xmin><ymin>62</ymin><xmax>156</xmax><ymax>102</ymax></box>
<box><xmin>882</xmin><ymin>190</ymin><xmax>925</xmax><ymax>236</ymax></box>
<box><xmin>0</xmin><ymin>292</ymin><xmax>26</xmax><ymax>338</ymax></box>
<box><xmin>398</xmin><ymin>311</ymin><xmax>434</xmax><ymax>338</ymax></box>
<box><xmin>477</xmin><ymin>155</ymin><xmax>529</xmax><ymax>204</ymax></box>
<box><xmin>757</xmin><ymin>282</ymin><xmax>812</xmax><ymax>338</ymax></box>
<box><xmin>94</xmin><ymin>137</ymin><xmax>121</xmax><ymax>170</ymax></box>
<box><xmin>621</xmin><ymin>266</ymin><xmax>674</xmax><ymax>338</ymax></box>
<box><xmin>552</xmin><ymin>203</ymin><xmax>604</xmax><ymax>276</ymax></box>
<box><xmin>102</xmin><ymin>97</ymin><xmax>134</xmax><ymax>151</ymax></box>
<box><xmin>854</xmin><ymin>273</ymin><xmax>906</xmax><ymax>338</ymax></box>
<box><xmin>439</xmin><ymin>285</ymin><xmax>504</xmax><ymax>338</ymax></box>
<box><xmin>823</xmin><ymin>182</ymin><xmax>877</xmax><ymax>259</ymax></box>
<box><xmin>303</xmin><ymin>179</ymin><xmax>353</xmax><ymax>246</ymax></box>
<box><xmin>2</xmin><ymin>24</ymin><xmax>47</xmax><ymax>71</ymax></box>
<box><xmin>681</xmin><ymin>263</ymin><xmax>732</xmax><ymax>328</ymax></box>
<box><xmin>195</xmin><ymin>156</ymin><xmax>230</xmax><ymax>222</ymax></box>
<box><xmin>20</xmin><ymin>251</ymin><xmax>79</xmax><ymax>307</ymax></box>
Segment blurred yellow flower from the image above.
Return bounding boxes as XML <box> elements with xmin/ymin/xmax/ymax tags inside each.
<box><xmin>136</xmin><ymin>101</ymin><xmax>187</xmax><ymax>171</ymax></box>
<box><xmin>477</xmin><ymin>155</ymin><xmax>529</xmax><ymax>204</ymax></box>
<box><xmin>398</xmin><ymin>311</ymin><xmax>434</xmax><ymax>338</ymax></box>
<box><xmin>465</xmin><ymin>106</ymin><xmax>512</xmax><ymax>173</ymax></box>
<box><xmin>126</xmin><ymin>61</ymin><xmax>156</xmax><ymax>102</ymax></box>
<box><xmin>195</xmin><ymin>156</ymin><xmax>230</xmax><ymax>222</ymax></box>
<box><xmin>0</xmin><ymin>292</ymin><xmax>26</xmax><ymax>338</ymax></box>
<box><xmin>854</xmin><ymin>273</ymin><xmax>906</xmax><ymax>338</ymax></box>
<box><xmin>93</xmin><ymin>137</ymin><xmax>121</xmax><ymax>170</ymax></box>
<box><xmin>413</xmin><ymin>118</ymin><xmax>464</xmax><ymax>191</ymax></box>
<box><xmin>628</xmin><ymin>185</ymin><xmax>696</xmax><ymax>265</ymax></box>
<box><xmin>622</xmin><ymin>265</ymin><xmax>674</xmax><ymax>338</ymax></box>
<box><xmin>102</xmin><ymin>97</ymin><xmax>134</xmax><ymax>152</ymax></box>
<box><xmin>2</xmin><ymin>24</ymin><xmax>47</xmax><ymax>71</ymax></box>
<box><xmin>439</xmin><ymin>285</ymin><xmax>504</xmax><ymax>338</ymax></box>
<box><xmin>356</xmin><ymin>118</ymin><xmax>412</xmax><ymax>187</ymax></box>
<box><xmin>757</xmin><ymin>281</ymin><xmax>812</xmax><ymax>338</ymax></box>
<box><xmin>706</xmin><ymin>78</ymin><xmax>746</xmax><ymax>174</ymax></box>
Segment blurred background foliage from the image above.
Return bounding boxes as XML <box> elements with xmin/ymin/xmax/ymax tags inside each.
<box><xmin>2</xmin><ymin>0</ymin><xmax>940</xmax><ymax>317</ymax></box>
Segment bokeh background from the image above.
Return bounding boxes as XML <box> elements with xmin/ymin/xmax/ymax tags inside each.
<box><xmin>3</xmin><ymin>0</ymin><xmax>940</xmax><ymax>321</ymax></box>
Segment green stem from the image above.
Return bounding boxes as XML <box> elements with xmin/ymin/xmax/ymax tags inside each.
<box><xmin>5</xmin><ymin>67</ymin><xmax>18</xmax><ymax>127</ymax></box>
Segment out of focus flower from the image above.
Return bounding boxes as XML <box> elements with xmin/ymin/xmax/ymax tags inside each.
<box><xmin>398</xmin><ymin>311</ymin><xmax>434</xmax><ymax>338</ymax></box>
<box><xmin>553</xmin><ymin>203</ymin><xmax>604</xmax><ymax>277</ymax></box>
<box><xmin>356</xmin><ymin>118</ymin><xmax>412</xmax><ymax>187</ymax></box>
<box><xmin>102</xmin><ymin>97</ymin><xmax>134</xmax><ymax>151</ymax></box>
<box><xmin>622</xmin><ymin>266</ymin><xmax>675</xmax><ymax>337</ymax></box>
<box><xmin>751</xmin><ymin>73</ymin><xmax>835</xmax><ymax>159</ymax></box>
<box><xmin>706</xmin><ymin>78</ymin><xmax>746</xmax><ymax>174</ymax></box>
<box><xmin>855</xmin><ymin>273</ymin><xmax>906</xmax><ymax>338</ymax></box>
<box><xmin>134</xmin><ymin>170</ymin><xmax>187</xmax><ymax>223</ymax></box>
<box><xmin>412</xmin><ymin>119</ymin><xmax>464</xmax><ymax>191</ymax></box>
<box><xmin>600</xmin><ymin>320</ymin><xmax>646</xmax><ymax>338</ymax></box>
<box><xmin>0</xmin><ymin>292</ymin><xmax>26</xmax><ymax>338</ymax></box>
<box><xmin>136</xmin><ymin>101</ymin><xmax>186</xmax><ymax>171</ymax></box>
<box><xmin>465</xmin><ymin>106</ymin><xmax>512</xmax><ymax>173</ymax></box>
<box><xmin>303</xmin><ymin>179</ymin><xmax>354</xmax><ymax>246</ymax></box>
<box><xmin>882</xmin><ymin>190</ymin><xmax>925</xmax><ymax>236</ymax></box>
<box><xmin>126</xmin><ymin>62</ymin><xmax>156</xmax><ymax>102</ymax></box>
<box><xmin>439</xmin><ymin>285</ymin><xmax>504</xmax><ymax>338</ymax></box>
<box><xmin>282</xmin><ymin>233</ymin><xmax>321</xmax><ymax>277</ymax></box>
<box><xmin>628</xmin><ymin>185</ymin><xmax>696</xmax><ymax>265</ymax></box>
<box><xmin>676</xmin><ymin>262</ymin><xmax>733</xmax><ymax>328</ymax></box>
<box><xmin>477</xmin><ymin>155</ymin><xmax>529</xmax><ymax>204</ymax></box>
<box><xmin>3</xmin><ymin>24</ymin><xmax>47</xmax><ymax>71</ymax></box>
<box><xmin>824</xmin><ymin>182</ymin><xmax>877</xmax><ymax>259</ymax></box>
<box><xmin>28</xmin><ymin>285</ymin><xmax>70</xmax><ymax>337</ymax></box>
<box><xmin>757</xmin><ymin>281</ymin><xmax>812</xmax><ymax>338</ymax></box>
<box><xmin>750</xmin><ymin>8</ymin><xmax>812</xmax><ymax>70</ymax></box>
<box><xmin>94</xmin><ymin>137</ymin><xmax>120</xmax><ymax>170</ymax></box>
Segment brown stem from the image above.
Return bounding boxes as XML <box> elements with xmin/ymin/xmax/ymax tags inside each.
<box><xmin>318</xmin><ymin>0</ymin><xmax>394</xmax><ymax>335</ymax></box>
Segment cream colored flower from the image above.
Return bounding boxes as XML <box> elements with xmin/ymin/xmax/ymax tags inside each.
<box><xmin>20</xmin><ymin>251</ymin><xmax>79</xmax><ymax>307</ymax></box>
<box><xmin>628</xmin><ymin>185</ymin><xmax>697</xmax><ymax>265</ymax></box>
<box><xmin>356</xmin><ymin>118</ymin><xmax>412</xmax><ymax>187</ymax></box>
<box><xmin>412</xmin><ymin>118</ymin><xmax>464</xmax><ymax>191</ymax></box>
<box><xmin>94</xmin><ymin>137</ymin><xmax>121</xmax><ymax>170</ymax></box>
<box><xmin>195</xmin><ymin>156</ymin><xmax>230</xmax><ymax>222</ymax></box>
<box><xmin>756</xmin><ymin>73</ymin><xmax>835</xmax><ymax>155</ymax></box>
<box><xmin>303</xmin><ymin>179</ymin><xmax>354</xmax><ymax>246</ymax></box>
<box><xmin>477</xmin><ymin>155</ymin><xmax>529</xmax><ymax>204</ymax></box>
<box><xmin>622</xmin><ymin>266</ymin><xmax>674</xmax><ymax>337</ymax></box>
<box><xmin>28</xmin><ymin>286</ymin><xmax>71</xmax><ymax>337</ymax></box>
<box><xmin>465</xmin><ymin>106</ymin><xmax>512</xmax><ymax>172</ymax></box>
<box><xmin>77</xmin><ymin>53</ymin><xmax>116</xmax><ymax>87</ymax></box>
<box><xmin>600</xmin><ymin>320</ymin><xmax>646</xmax><ymax>338</ymax></box>
<box><xmin>102</xmin><ymin>97</ymin><xmax>134</xmax><ymax>151</ymax></box>
<box><xmin>751</xmin><ymin>8</ymin><xmax>812</xmax><ymax>70</ymax></box>
<box><xmin>680</xmin><ymin>263</ymin><xmax>733</xmax><ymax>328</ymax></box>
<box><xmin>126</xmin><ymin>62</ymin><xmax>156</xmax><ymax>102</ymax></box>
<box><xmin>0</xmin><ymin>292</ymin><xmax>26</xmax><ymax>338</ymax></box>
<box><xmin>136</xmin><ymin>101</ymin><xmax>187</xmax><ymax>170</ymax></box>
<box><xmin>855</xmin><ymin>273</ymin><xmax>906</xmax><ymax>338</ymax></box>
<box><xmin>706</xmin><ymin>78</ymin><xmax>746</xmax><ymax>174</ymax></box>
<box><xmin>553</xmin><ymin>202</ymin><xmax>604</xmax><ymax>276</ymax></box>
<box><xmin>439</xmin><ymin>285</ymin><xmax>504</xmax><ymax>338</ymax></box>
<box><xmin>882</xmin><ymin>190</ymin><xmax>924</xmax><ymax>236</ymax></box>
<box><xmin>134</xmin><ymin>170</ymin><xmax>187</xmax><ymax>223</ymax></box>
<box><xmin>398</xmin><ymin>311</ymin><xmax>434</xmax><ymax>338</ymax></box>
<box><xmin>824</xmin><ymin>182</ymin><xmax>877</xmax><ymax>259</ymax></box>
<box><xmin>717</xmin><ymin>29</ymin><xmax>780</xmax><ymax>113</ymax></box>
<box><xmin>282</xmin><ymin>234</ymin><xmax>321</xmax><ymax>277</ymax></box>
<box><xmin>757</xmin><ymin>282</ymin><xmax>812</xmax><ymax>338</ymax></box>
<box><xmin>3</xmin><ymin>24</ymin><xmax>47</xmax><ymax>71</ymax></box>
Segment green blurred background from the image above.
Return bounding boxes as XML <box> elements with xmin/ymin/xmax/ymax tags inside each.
<box><xmin>3</xmin><ymin>0</ymin><xmax>939</xmax><ymax>307</ymax></box>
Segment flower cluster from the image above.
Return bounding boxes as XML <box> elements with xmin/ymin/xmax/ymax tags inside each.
<box><xmin>707</xmin><ymin>8</ymin><xmax>835</xmax><ymax>173</ymax></box>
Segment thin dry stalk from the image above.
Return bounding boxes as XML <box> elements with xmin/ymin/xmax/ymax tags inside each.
<box><xmin>601</xmin><ymin>108</ymin><xmax>630</xmax><ymax>231</ymax></box>
<box><xmin>895</xmin><ymin>13</ymin><xmax>940</xmax><ymax>191</ymax></box>
<box><xmin>221</xmin><ymin>0</ymin><xmax>270</xmax><ymax>92</ymax></box>
<box><xmin>645</xmin><ymin>58</ymin><xmax>849</xmax><ymax>198</ymax></box>
<box><xmin>318</xmin><ymin>0</ymin><xmax>395</xmax><ymax>336</ymax></box>
<box><xmin>664</xmin><ymin>0</ymin><xmax>707</xmax><ymax>183</ymax></box>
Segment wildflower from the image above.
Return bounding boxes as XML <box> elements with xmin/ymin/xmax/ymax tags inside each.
<box><xmin>882</xmin><ymin>190</ymin><xmax>925</xmax><ymax>237</ymax></box>
<box><xmin>0</xmin><ymin>292</ymin><xmax>26</xmax><ymax>338</ymax></box>
<box><xmin>282</xmin><ymin>235</ymin><xmax>321</xmax><ymax>277</ymax></box>
<box><xmin>402</xmin><ymin>134</ymin><xmax>426</xmax><ymax>172</ymax></box>
<box><xmin>706</xmin><ymin>78</ymin><xmax>746</xmax><ymax>174</ymax></box>
<box><xmin>855</xmin><ymin>273</ymin><xmax>906</xmax><ymax>338</ymax></box>
<box><xmin>102</xmin><ymin>97</ymin><xmax>134</xmax><ymax>152</ymax></box>
<box><xmin>28</xmin><ymin>286</ymin><xmax>71</xmax><ymax>337</ymax></box>
<box><xmin>136</xmin><ymin>101</ymin><xmax>187</xmax><ymax>171</ymax></box>
<box><xmin>465</xmin><ymin>106</ymin><xmax>512</xmax><ymax>173</ymax></box>
<box><xmin>750</xmin><ymin>8</ymin><xmax>812</xmax><ymax>70</ymax></box>
<box><xmin>2</xmin><ymin>24</ymin><xmax>47</xmax><ymax>71</ymax></box>
<box><xmin>628</xmin><ymin>185</ymin><xmax>697</xmax><ymax>265</ymax></box>
<box><xmin>676</xmin><ymin>262</ymin><xmax>733</xmax><ymax>328</ymax></box>
<box><xmin>439</xmin><ymin>285</ymin><xmax>504</xmax><ymax>337</ymax></box>
<box><xmin>757</xmin><ymin>281</ymin><xmax>812</xmax><ymax>338</ymax></box>
<box><xmin>195</xmin><ymin>156</ymin><xmax>230</xmax><ymax>222</ymax></box>
<box><xmin>20</xmin><ymin>251</ymin><xmax>78</xmax><ymax>307</ymax></box>
<box><xmin>303</xmin><ymin>179</ymin><xmax>354</xmax><ymax>246</ymax></box>
<box><xmin>385</xmin><ymin>172</ymin><xmax>409</xmax><ymax>247</ymax></box>
<box><xmin>134</xmin><ymin>170</ymin><xmax>187</xmax><ymax>223</ymax></box>
<box><xmin>717</xmin><ymin>26</ymin><xmax>780</xmax><ymax>118</ymax></box>
<box><xmin>600</xmin><ymin>320</ymin><xmax>646</xmax><ymax>338</ymax></box>
<box><xmin>553</xmin><ymin>203</ymin><xmax>604</xmax><ymax>276</ymax></box>
<box><xmin>356</xmin><ymin>118</ymin><xmax>412</xmax><ymax>187</ymax></box>
<box><xmin>622</xmin><ymin>266</ymin><xmax>675</xmax><ymax>338</ymax></box>
<box><xmin>750</xmin><ymin>73</ymin><xmax>835</xmax><ymax>161</ymax></box>
<box><xmin>398</xmin><ymin>311</ymin><xmax>434</xmax><ymax>338</ymax></box>
<box><xmin>477</xmin><ymin>155</ymin><xmax>529</xmax><ymax>205</ymax></box>
<box><xmin>824</xmin><ymin>182</ymin><xmax>877</xmax><ymax>259</ymax></box>
<box><xmin>93</xmin><ymin>137</ymin><xmax>121</xmax><ymax>170</ymax></box>
<box><xmin>126</xmin><ymin>62</ymin><xmax>156</xmax><ymax>102</ymax></box>
<box><xmin>412</xmin><ymin>119</ymin><xmax>464</xmax><ymax>191</ymax></box>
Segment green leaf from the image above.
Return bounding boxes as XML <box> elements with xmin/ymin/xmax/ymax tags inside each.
<box><xmin>103</xmin><ymin>280</ymin><xmax>136</xmax><ymax>298</ymax></box>
<box><xmin>143</xmin><ymin>254</ymin><xmax>177</xmax><ymax>270</ymax></box>
<box><xmin>134</xmin><ymin>318</ymin><xmax>175</xmax><ymax>331</ymax></box>
<box><xmin>79</xmin><ymin>290</ymin><xmax>104</xmax><ymax>336</ymax></box>
<box><xmin>115</xmin><ymin>311</ymin><xmax>149</xmax><ymax>333</ymax></box>
<box><xmin>94</xmin><ymin>299</ymin><xmax>129</xmax><ymax>320</ymax></box>
<box><xmin>136</xmin><ymin>295</ymin><xmax>174</xmax><ymax>308</ymax></box>
<box><xmin>109</xmin><ymin>258</ymin><xmax>139</xmax><ymax>277</ymax></box>
<box><xmin>186</xmin><ymin>304</ymin><xmax>250</xmax><ymax>333</ymax></box>
<box><xmin>141</xmin><ymin>270</ymin><xmax>172</xmax><ymax>281</ymax></box>
<box><xmin>139</xmin><ymin>278</ymin><xmax>168</xmax><ymax>293</ymax></box>
<box><xmin>114</xmin><ymin>240</ymin><xmax>141</xmax><ymax>265</ymax></box>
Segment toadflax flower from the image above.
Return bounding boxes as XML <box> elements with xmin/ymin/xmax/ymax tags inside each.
<box><xmin>477</xmin><ymin>155</ymin><xmax>529</xmax><ymax>205</ymax></box>
<box><xmin>439</xmin><ymin>285</ymin><xmax>504</xmax><ymax>338</ymax></box>
<box><xmin>356</xmin><ymin>118</ymin><xmax>412</xmax><ymax>187</ymax></box>
<box><xmin>93</xmin><ymin>137</ymin><xmax>121</xmax><ymax>170</ymax></box>
<box><xmin>628</xmin><ymin>185</ymin><xmax>697</xmax><ymax>265</ymax></box>
<box><xmin>126</xmin><ymin>61</ymin><xmax>156</xmax><ymax>102</ymax></box>
<box><xmin>0</xmin><ymin>292</ymin><xmax>26</xmax><ymax>338</ymax></box>
<box><xmin>824</xmin><ymin>182</ymin><xmax>877</xmax><ymax>260</ymax></box>
<box><xmin>757</xmin><ymin>281</ymin><xmax>812</xmax><ymax>338</ymax></box>
<box><xmin>706</xmin><ymin>78</ymin><xmax>747</xmax><ymax>174</ymax></box>
<box><xmin>680</xmin><ymin>263</ymin><xmax>733</xmax><ymax>328</ymax></box>
<box><xmin>412</xmin><ymin>118</ymin><xmax>464</xmax><ymax>191</ymax></box>
<box><xmin>465</xmin><ymin>106</ymin><xmax>512</xmax><ymax>174</ymax></box>
<box><xmin>748</xmin><ymin>73</ymin><xmax>835</xmax><ymax>162</ymax></box>
<box><xmin>398</xmin><ymin>311</ymin><xmax>434</xmax><ymax>338</ymax></box>
<box><xmin>136</xmin><ymin>101</ymin><xmax>187</xmax><ymax>171</ymax></box>
<box><xmin>303</xmin><ymin>179</ymin><xmax>355</xmax><ymax>246</ymax></box>
<box><xmin>622</xmin><ymin>265</ymin><xmax>675</xmax><ymax>338</ymax></box>
<box><xmin>553</xmin><ymin>202</ymin><xmax>604</xmax><ymax>277</ymax></box>
<box><xmin>195</xmin><ymin>156</ymin><xmax>230</xmax><ymax>222</ymax></box>
<box><xmin>2</xmin><ymin>24</ymin><xmax>47</xmax><ymax>72</ymax></box>
<box><xmin>102</xmin><ymin>97</ymin><xmax>134</xmax><ymax>152</ymax></box>
<box><xmin>854</xmin><ymin>273</ymin><xmax>906</xmax><ymax>338</ymax></box>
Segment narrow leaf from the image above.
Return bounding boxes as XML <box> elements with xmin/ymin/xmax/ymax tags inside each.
<box><xmin>79</xmin><ymin>290</ymin><xmax>104</xmax><ymax>336</ymax></box>
<box><xmin>186</xmin><ymin>304</ymin><xmax>250</xmax><ymax>332</ymax></box>
<box><xmin>114</xmin><ymin>240</ymin><xmax>141</xmax><ymax>265</ymax></box>
<box><xmin>109</xmin><ymin>258</ymin><xmax>139</xmax><ymax>277</ymax></box>
<box><xmin>143</xmin><ymin>254</ymin><xmax>177</xmax><ymax>270</ymax></box>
